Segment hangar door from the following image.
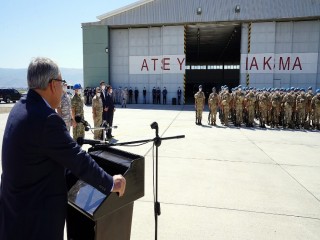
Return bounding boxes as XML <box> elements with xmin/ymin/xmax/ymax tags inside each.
<box><xmin>109</xmin><ymin>26</ymin><xmax>185</xmax><ymax>104</ymax></box>
<box><xmin>185</xmin><ymin>23</ymin><xmax>241</xmax><ymax>102</ymax></box>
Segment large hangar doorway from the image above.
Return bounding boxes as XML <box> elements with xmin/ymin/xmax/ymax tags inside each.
<box><xmin>185</xmin><ymin>23</ymin><xmax>241</xmax><ymax>102</ymax></box>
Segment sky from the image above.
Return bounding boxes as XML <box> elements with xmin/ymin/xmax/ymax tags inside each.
<box><xmin>0</xmin><ymin>0</ymin><xmax>137</xmax><ymax>69</ymax></box>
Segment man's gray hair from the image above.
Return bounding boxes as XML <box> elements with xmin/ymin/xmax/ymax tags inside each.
<box><xmin>27</xmin><ymin>57</ymin><xmax>61</xmax><ymax>89</ymax></box>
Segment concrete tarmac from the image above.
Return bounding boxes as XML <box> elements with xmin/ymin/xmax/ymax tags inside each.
<box><xmin>0</xmin><ymin>102</ymin><xmax>320</xmax><ymax>240</ymax></box>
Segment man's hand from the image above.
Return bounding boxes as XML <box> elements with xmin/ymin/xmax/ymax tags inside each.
<box><xmin>112</xmin><ymin>175</ymin><xmax>126</xmax><ymax>197</ymax></box>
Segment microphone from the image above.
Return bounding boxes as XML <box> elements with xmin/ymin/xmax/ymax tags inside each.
<box><xmin>75</xmin><ymin>115</ymin><xmax>90</xmax><ymax>131</ymax></box>
<box><xmin>75</xmin><ymin>115</ymin><xmax>89</xmax><ymax>127</ymax></box>
<box><xmin>77</xmin><ymin>137</ymin><xmax>104</xmax><ymax>146</ymax></box>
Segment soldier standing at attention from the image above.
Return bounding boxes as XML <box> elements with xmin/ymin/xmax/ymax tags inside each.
<box><xmin>57</xmin><ymin>82</ymin><xmax>72</xmax><ymax>132</ymax></box>
<box><xmin>143</xmin><ymin>87</ymin><xmax>147</xmax><ymax>104</ymax></box>
<box><xmin>244</xmin><ymin>90</ymin><xmax>256</xmax><ymax>127</ymax></box>
<box><xmin>208</xmin><ymin>87</ymin><xmax>219</xmax><ymax>126</ymax></box>
<box><xmin>92</xmin><ymin>87</ymin><xmax>103</xmax><ymax>140</ymax></box>
<box><xmin>128</xmin><ymin>87</ymin><xmax>133</xmax><ymax>104</ymax></box>
<box><xmin>156</xmin><ymin>87</ymin><xmax>161</xmax><ymax>104</ymax></box>
<box><xmin>234</xmin><ymin>87</ymin><xmax>245</xmax><ymax>127</ymax></box>
<box><xmin>71</xmin><ymin>84</ymin><xmax>85</xmax><ymax>141</ymax></box>
<box><xmin>220</xmin><ymin>87</ymin><xmax>231</xmax><ymax>126</ymax></box>
<box><xmin>177</xmin><ymin>87</ymin><xmax>182</xmax><ymax>105</ymax></box>
<box><xmin>282</xmin><ymin>89</ymin><xmax>294</xmax><ymax>128</ymax></box>
<box><xmin>258</xmin><ymin>89</ymin><xmax>269</xmax><ymax>128</ymax></box>
<box><xmin>152</xmin><ymin>87</ymin><xmax>156</xmax><ymax>104</ymax></box>
<box><xmin>305</xmin><ymin>86</ymin><xmax>314</xmax><ymax>128</ymax></box>
<box><xmin>195</xmin><ymin>85</ymin><xmax>205</xmax><ymax>125</ymax></box>
<box><xmin>270</xmin><ymin>89</ymin><xmax>281</xmax><ymax>128</ymax></box>
<box><xmin>162</xmin><ymin>87</ymin><xmax>167</xmax><ymax>104</ymax></box>
<box><xmin>121</xmin><ymin>87</ymin><xmax>128</xmax><ymax>108</ymax></box>
<box><xmin>311</xmin><ymin>89</ymin><xmax>320</xmax><ymax>130</ymax></box>
<box><xmin>296</xmin><ymin>88</ymin><xmax>307</xmax><ymax>128</ymax></box>
<box><xmin>134</xmin><ymin>87</ymin><xmax>139</xmax><ymax>104</ymax></box>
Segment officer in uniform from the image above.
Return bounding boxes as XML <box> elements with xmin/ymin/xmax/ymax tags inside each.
<box><xmin>177</xmin><ymin>87</ymin><xmax>182</xmax><ymax>105</ymax></box>
<box><xmin>305</xmin><ymin>86</ymin><xmax>314</xmax><ymax>128</ymax></box>
<box><xmin>244</xmin><ymin>90</ymin><xmax>256</xmax><ymax>127</ymax></box>
<box><xmin>311</xmin><ymin>89</ymin><xmax>320</xmax><ymax>130</ymax></box>
<box><xmin>220</xmin><ymin>87</ymin><xmax>231</xmax><ymax>126</ymax></box>
<box><xmin>152</xmin><ymin>87</ymin><xmax>156</xmax><ymax>104</ymax></box>
<box><xmin>234</xmin><ymin>87</ymin><xmax>245</xmax><ymax>127</ymax></box>
<box><xmin>71</xmin><ymin>83</ymin><xmax>85</xmax><ymax>141</ymax></box>
<box><xmin>57</xmin><ymin>82</ymin><xmax>72</xmax><ymax>132</ymax></box>
<box><xmin>282</xmin><ymin>89</ymin><xmax>295</xmax><ymax>128</ymax></box>
<box><xmin>270</xmin><ymin>89</ymin><xmax>281</xmax><ymax>128</ymax></box>
<box><xmin>258</xmin><ymin>89</ymin><xmax>269</xmax><ymax>128</ymax></box>
<box><xmin>194</xmin><ymin>85</ymin><xmax>205</xmax><ymax>125</ymax></box>
<box><xmin>92</xmin><ymin>87</ymin><xmax>103</xmax><ymax>140</ymax></box>
<box><xmin>296</xmin><ymin>88</ymin><xmax>307</xmax><ymax>128</ymax></box>
<box><xmin>208</xmin><ymin>87</ymin><xmax>219</xmax><ymax>125</ymax></box>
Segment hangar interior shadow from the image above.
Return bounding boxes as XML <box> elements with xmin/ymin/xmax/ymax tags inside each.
<box><xmin>185</xmin><ymin>23</ymin><xmax>241</xmax><ymax>103</ymax></box>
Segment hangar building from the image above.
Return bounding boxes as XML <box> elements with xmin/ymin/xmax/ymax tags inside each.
<box><xmin>82</xmin><ymin>0</ymin><xmax>320</xmax><ymax>104</ymax></box>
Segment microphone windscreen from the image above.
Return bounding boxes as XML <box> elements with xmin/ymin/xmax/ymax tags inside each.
<box><xmin>75</xmin><ymin>115</ymin><xmax>82</xmax><ymax>123</ymax></box>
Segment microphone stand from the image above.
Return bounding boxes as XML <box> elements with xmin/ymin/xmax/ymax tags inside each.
<box><xmin>86</xmin><ymin>122</ymin><xmax>185</xmax><ymax>240</ymax></box>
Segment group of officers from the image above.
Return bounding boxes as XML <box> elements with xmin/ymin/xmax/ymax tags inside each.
<box><xmin>58</xmin><ymin>81</ymin><xmax>115</xmax><ymax>143</ymax></box>
<box><xmin>194</xmin><ymin>85</ymin><xmax>320</xmax><ymax>130</ymax></box>
<box><xmin>84</xmin><ymin>86</ymin><xmax>184</xmax><ymax>105</ymax></box>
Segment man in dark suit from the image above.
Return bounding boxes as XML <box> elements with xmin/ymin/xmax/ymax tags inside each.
<box><xmin>0</xmin><ymin>57</ymin><xmax>126</xmax><ymax>240</ymax></box>
<box><xmin>105</xmin><ymin>85</ymin><xmax>115</xmax><ymax>139</ymax></box>
<box><xmin>100</xmin><ymin>80</ymin><xmax>108</xmax><ymax>122</ymax></box>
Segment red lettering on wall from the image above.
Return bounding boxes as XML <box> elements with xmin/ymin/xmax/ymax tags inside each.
<box><xmin>249</xmin><ymin>57</ymin><xmax>258</xmax><ymax>70</ymax></box>
<box><xmin>279</xmin><ymin>57</ymin><xmax>290</xmax><ymax>70</ymax></box>
<box><xmin>292</xmin><ymin>57</ymin><xmax>302</xmax><ymax>70</ymax></box>
<box><xmin>177</xmin><ymin>57</ymin><xmax>185</xmax><ymax>70</ymax></box>
<box><xmin>151</xmin><ymin>58</ymin><xmax>158</xmax><ymax>71</ymax></box>
<box><xmin>263</xmin><ymin>57</ymin><xmax>272</xmax><ymax>70</ymax></box>
<box><xmin>161</xmin><ymin>58</ymin><xmax>170</xmax><ymax>70</ymax></box>
<box><xmin>141</xmin><ymin>59</ymin><xmax>149</xmax><ymax>71</ymax></box>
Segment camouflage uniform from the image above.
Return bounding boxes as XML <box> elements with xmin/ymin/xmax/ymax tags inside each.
<box><xmin>305</xmin><ymin>91</ymin><xmax>314</xmax><ymax>127</ymax></box>
<box><xmin>296</xmin><ymin>92</ymin><xmax>307</xmax><ymax>128</ymax></box>
<box><xmin>245</xmin><ymin>92</ymin><xmax>256</xmax><ymax>127</ymax></box>
<box><xmin>234</xmin><ymin>91</ymin><xmax>244</xmax><ymax>126</ymax></box>
<box><xmin>258</xmin><ymin>92</ymin><xmax>268</xmax><ymax>128</ymax></box>
<box><xmin>71</xmin><ymin>94</ymin><xmax>85</xmax><ymax>141</ymax></box>
<box><xmin>92</xmin><ymin>94</ymin><xmax>103</xmax><ymax>140</ymax></box>
<box><xmin>282</xmin><ymin>92</ymin><xmax>294</xmax><ymax>128</ymax></box>
<box><xmin>208</xmin><ymin>91</ymin><xmax>219</xmax><ymax>125</ymax></box>
<box><xmin>194</xmin><ymin>90</ymin><xmax>205</xmax><ymax>125</ymax></box>
<box><xmin>58</xmin><ymin>92</ymin><xmax>72</xmax><ymax>131</ymax></box>
<box><xmin>311</xmin><ymin>92</ymin><xmax>320</xmax><ymax>129</ymax></box>
<box><xmin>220</xmin><ymin>91</ymin><xmax>231</xmax><ymax>126</ymax></box>
<box><xmin>270</xmin><ymin>92</ymin><xmax>281</xmax><ymax>128</ymax></box>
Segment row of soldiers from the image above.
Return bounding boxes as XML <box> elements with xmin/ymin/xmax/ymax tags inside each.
<box><xmin>195</xmin><ymin>85</ymin><xmax>320</xmax><ymax>130</ymax></box>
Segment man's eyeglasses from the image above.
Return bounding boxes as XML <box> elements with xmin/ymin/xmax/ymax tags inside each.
<box><xmin>49</xmin><ymin>79</ymin><xmax>67</xmax><ymax>84</ymax></box>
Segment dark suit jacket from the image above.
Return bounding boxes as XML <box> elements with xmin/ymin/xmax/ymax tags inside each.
<box><xmin>101</xmin><ymin>89</ymin><xmax>108</xmax><ymax>120</ymax></box>
<box><xmin>0</xmin><ymin>90</ymin><xmax>113</xmax><ymax>240</ymax></box>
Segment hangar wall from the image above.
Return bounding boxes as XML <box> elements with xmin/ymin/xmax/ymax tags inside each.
<box><xmin>110</xmin><ymin>25</ymin><xmax>185</xmax><ymax>104</ymax></box>
<box><xmin>240</xmin><ymin>20</ymin><xmax>320</xmax><ymax>90</ymax></box>
<box><xmin>83</xmin><ymin>25</ymin><xmax>109</xmax><ymax>87</ymax></box>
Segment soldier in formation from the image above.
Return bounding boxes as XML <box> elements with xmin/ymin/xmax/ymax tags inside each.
<box><xmin>194</xmin><ymin>85</ymin><xmax>205</xmax><ymax>125</ymax></box>
<box><xmin>57</xmin><ymin>82</ymin><xmax>72</xmax><ymax>132</ymax></box>
<box><xmin>92</xmin><ymin>87</ymin><xmax>103</xmax><ymax>140</ymax></box>
<box><xmin>208</xmin><ymin>87</ymin><xmax>219</xmax><ymax>125</ymax></box>
<box><xmin>204</xmin><ymin>85</ymin><xmax>319</xmax><ymax>130</ymax></box>
<box><xmin>71</xmin><ymin>83</ymin><xmax>85</xmax><ymax>141</ymax></box>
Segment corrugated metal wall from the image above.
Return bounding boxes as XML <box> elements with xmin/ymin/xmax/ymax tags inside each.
<box><xmin>93</xmin><ymin>0</ymin><xmax>320</xmax><ymax>27</ymax></box>
<box><xmin>240</xmin><ymin>20</ymin><xmax>320</xmax><ymax>90</ymax></box>
<box><xmin>110</xmin><ymin>26</ymin><xmax>185</xmax><ymax>104</ymax></box>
